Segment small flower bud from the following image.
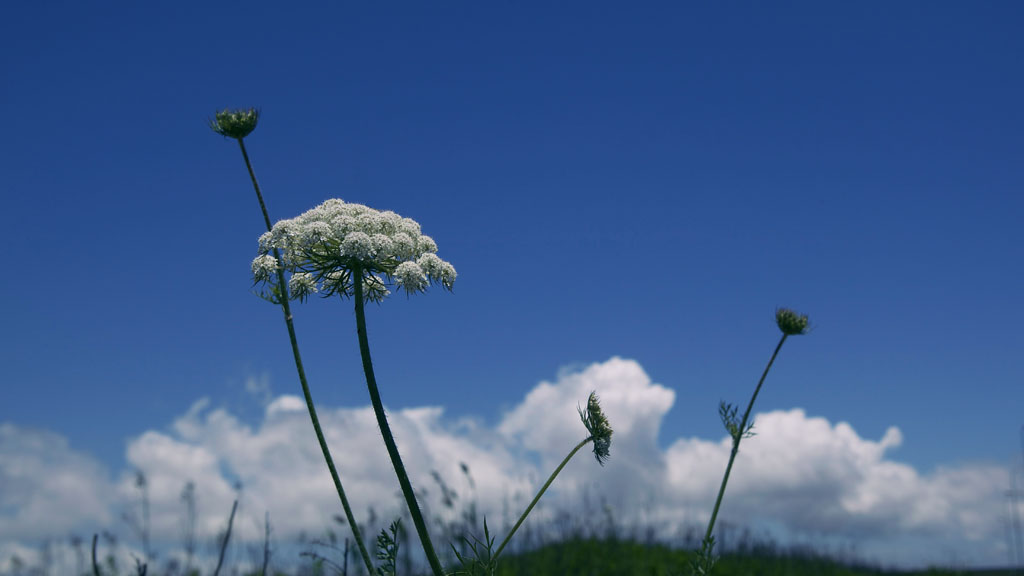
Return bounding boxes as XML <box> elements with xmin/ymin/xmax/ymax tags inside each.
<box><xmin>776</xmin><ymin>308</ymin><xmax>809</xmax><ymax>335</ymax></box>
<box><xmin>210</xmin><ymin>107</ymin><xmax>260</xmax><ymax>139</ymax></box>
<box><xmin>579</xmin><ymin>391</ymin><xmax>613</xmax><ymax>466</ymax></box>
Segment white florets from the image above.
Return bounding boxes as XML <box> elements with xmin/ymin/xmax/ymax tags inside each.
<box><xmin>391</xmin><ymin>232</ymin><xmax>416</xmax><ymax>259</ymax></box>
<box><xmin>394</xmin><ymin>261</ymin><xmax>428</xmax><ymax>294</ymax></box>
<box><xmin>251</xmin><ymin>254</ymin><xmax>279</xmax><ymax>282</ymax></box>
<box><xmin>417</xmin><ymin>235</ymin><xmax>438</xmax><ymax>254</ymax></box>
<box><xmin>340</xmin><ymin>231</ymin><xmax>375</xmax><ymax>260</ymax></box>
<box><xmin>253</xmin><ymin>198</ymin><xmax>456</xmax><ymax>302</ymax></box>
<box><xmin>288</xmin><ymin>272</ymin><xmax>318</xmax><ymax>301</ymax></box>
<box><xmin>416</xmin><ymin>253</ymin><xmax>443</xmax><ymax>276</ymax></box>
<box><xmin>362</xmin><ymin>273</ymin><xmax>391</xmax><ymax>302</ymax></box>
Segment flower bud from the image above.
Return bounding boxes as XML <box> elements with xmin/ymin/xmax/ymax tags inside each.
<box><xmin>579</xmin><ymin>391</ymin><xmax>613</xmax><ymax>465</ymax></box>
<box><xmin>776</xmin><ymin>308</ymin><xmax>809</xmax><ymax>335</ymax></box>
<box><xmin>210</xmin><ymin>107</ymin><xmax>260</xmax><ymax>139</ymax></box>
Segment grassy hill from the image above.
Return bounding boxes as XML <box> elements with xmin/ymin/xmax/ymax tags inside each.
<box><xmin>491</xmin><ymin>537</ymin><xmax>1014</xmax><ymax>576</ymax></box>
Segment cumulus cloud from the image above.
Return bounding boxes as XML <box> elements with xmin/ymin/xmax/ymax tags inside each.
<box><xmin>664</xmin><ymin>409</ymin><xmax>1009</xmax><ymax>565</ymax></box>
<box><xmin>0</xmin><ymin>423</ymin><xmax>115</xmax><ymax>539</ymax></box>
<box><xmin>121</xmin><ymin>395</ymin><xmax>536</xmax><ymax>547</ymax></box>
<box><xmin>499</xmin><ymin>357</ymin><xmax>675</xmax><ymax>515</ymax></box>
<box><xmin>0</xmin><ymin>423</ymin><xmax>117</xmax><ymax>573</ymax></box>
<box><xmin>0</xmin><ymin>357</ymin><xmax>1012</xmax><ymax>570</ymax></box>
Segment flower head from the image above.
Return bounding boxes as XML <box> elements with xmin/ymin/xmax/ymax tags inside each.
<box><xmin>252</xmin><ymin>199</ymin><xmax>456</xmax><ymax>303</ymax></box>
<box><xmin>775</xmin><ymin>308</ymin><xmax>809</xmax><ymax>335</ymax></box>
<box><xmin>251</xmin><ymin>254</ymin><xmax>279</xmax><ymax>283</ymax></box>
<box><xmin>579</xmin><ymin>391</ymin><xmax>613</xmax><ymax>466</ymax></box>
<box><xmin>210</xmin><ymin>107</ymin><xmax>260</xmax><ymax>139</ymax></box>
<box><xmin>289</xmin><ymin>272</ymin><xmax>318</xmax><ymax>302</ymax></box>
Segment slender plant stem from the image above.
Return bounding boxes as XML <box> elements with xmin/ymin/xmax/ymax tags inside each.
<box><xmin>238</xmin><ymin>139</ymin><xmax>274</xmax><ymax>232</ymax></box>
<box><xmin>234</xmin><ymin>138</ymin><xmax>376</xmax><ymax>576</ymax></box>
<box><xmin>91</xmin><ymin>534</ymin><xmax>101</xmax><ymax>576</ymax></box>
<box><xmin>261</xmin><ymin>511</ymin><xmax>271</xmax><ymax>576</ymax></box>
<box><xmin>212</xmin><ymin>499</ymin><xmax>238</xmax><ymax>576</ymax></box>
<box><xmin>493</xmin><ymin>436</ymin><xmax>592</xmax><ymax>561</ymax></box>
<box><xmin>352</xmin><ymin>263</ymin><xmax>446</xmax><ymax>576</ymax></box>
<box><xmin>700</xmin><ymin>333</ymin><xmax>789</xmax><ymax>556</ymax></box>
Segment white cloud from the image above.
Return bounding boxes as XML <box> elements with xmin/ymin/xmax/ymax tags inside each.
<box><xmin>0</xmin><ymin>423</ymin><xmax>115</xmax><ymax>540</ymax></box>
<box><xmin>119</xmin><ymin>396</ymin><xmax>537</xmax><ymax>548</ymax></box>
<box><xmin>0</xmin><ymin>423</ymin><xmax>119</xmax><ymax>574</ymax></box>
<box><xmin>0</xmin><ymin>358</ymin><xmax>1013</xmax><ymax>570</ymax></box>
<box><xmin>663</xmin><ymin>408</ymin><xmax>1009</xmax><ymax>561</ymax></box>
<box><xmin>266</xmin><ymin>395</ymin><xmax>305</xmax><ymax>416</ymax></box>
<box><xmin>498</xmin><ymin>356</ymin><xmax>676</xmax><ymax>520</ymax></box>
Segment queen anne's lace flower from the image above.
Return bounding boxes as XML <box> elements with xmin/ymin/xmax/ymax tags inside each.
<box><xmin>289</xmin><ymin>272</ymin><xmax>318</xmax><ymax>301</ymax></box>
<box><xmin>252</xmin><ymin>254</ymin><xmax>279</xmax><ymax>282</ymax></box>
<box><xmin>417</xmin><ymin>235</ymin><xmax>438</xmax><ymax>254</ymax></box>
<box><xmin>394</xmin><ymin>261</ymin><xmax>428</xmax><ymax>294</ymax></box>
<box><xmin>252</xmin><ymin>199</ymin><xmax>456</xmax><ymax>302</ymax></box>
<box><xmin>340</xmin><ymin>231</ymin><xmax>375</xmax><ymax>261</ymax></box>
<box><xmin>416</xmin><ymin>253</ymin><xmax>444</xmax><ymax>277</ymax></box>
<box><xmin>362</xmin><ymin>273</ymin><xmax>391</xmax><ymax>303</ymax></box>
<box><xmin>439</xmin><ymin>262</ymin><xmax>456</xmax><ymax>290</ymax></box>
<box><xmin>391</xmin><ymin>233</ymin><xmax>416</xmax><ymax>260</ymax></box>
<box><xmin>370</xmin><ymin>234</ymin><xmax>394</xmax><ymax>257</ymax></box>
<box><xmin>304</xmin><ymin>221</ymin><xmax>332</xmax><ymax>242</ymax></box>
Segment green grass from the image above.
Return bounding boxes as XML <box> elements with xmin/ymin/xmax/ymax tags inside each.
<box><xmin>5</xmin><ymin>517</ymin><xmax>1017</xmax><ymax>576</ymax></box>
<box><xmin>495</xmin><ymin>536</ymin><xmax>1007</xmax><ymax>576</ymax></box>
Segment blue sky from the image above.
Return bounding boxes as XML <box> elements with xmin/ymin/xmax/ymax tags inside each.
<box><xmin>2</xmin><ymin>1</ymin><xmax>1023</xmax><ymax>571</ymax></box>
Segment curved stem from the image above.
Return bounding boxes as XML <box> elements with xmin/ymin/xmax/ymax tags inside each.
<box><xmin>699</xmin><ymin>333</ymin><xmax>788</xmax><ymax>560</ymax></box>
<box><xmin>352</xmin><ymin>264</ymin><xmax>446</xmax><ymax>576</ymax></box>
<box><xmin>493</xmin><ymin>436</ymin><xmax>592</xmax><ymax>561</ymax></box>
<box><xmin>235</xmin><ymin>138</ymin><xmax>375</xmax><ymax>576</ymax></box>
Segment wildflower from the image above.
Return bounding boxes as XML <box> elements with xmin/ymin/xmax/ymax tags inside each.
<box><xmin>362</xmin><ymin>273</ymin><xmax>391</xmax><ymax>303</ymax></box>
<box><xmin>251</xmin><ymin>254</ymin><xmax>279</xmax><ymax>283</ymax></box>
<box><xmin>775</xmin><ymin>308</ymin><xmax>809</xmax><ymax>335</ymax></box>
<box><xmin>579</xmin><ymin>391</ymin><xmax>613</xmax><ymax>465</ymax></box>
<box><xmin>209</xmin><ymin>107</ymin><xmax>260</xmax><ymax>139</ymax></box>
<box><xmin>394</xmin><ymin>261</ymin><xmax>428</xmax><ymax>294</ymax></box>
<box><xmin>288</xmin><ymin>272</ymin><xmax>318</xmax><ymax>301</ymax></box>
<box><xmin>253</xmin><ymin>199</ymin><xmax>456</xmax><ymax>303</ymax></box>
<box><xmin>417</xmin><ymin>253</ymin><xmax>456</xmax><ymax>290</ymax></box>
<box><xmin>340</xmin><ymin>231</ymin><xmax>376</xmax><ymax>261</ymax></box>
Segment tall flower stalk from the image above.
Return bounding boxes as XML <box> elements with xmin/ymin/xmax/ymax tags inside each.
<box><xmin>210</xmin><ymin>108</ymin><xmax>376</xmax><ymax>576</ymax></box>
<box><xmin>352</xmin><ymin>262</ymin><xmax>447</xmax><ymax>576</ymax></box>
<box><xmin>689</xmin><ymin>308</ymin><xmax>809</xmax><ymax>575</ymax></box>
<box><xmin>251</xmin><ymin>197</ymin><xmax>456</xmax><ymax>576</ymax></box>
<box><xmin>492</xmin><ymin>391</ymin><xmax>613</xmax><ymax>561</ymax></box>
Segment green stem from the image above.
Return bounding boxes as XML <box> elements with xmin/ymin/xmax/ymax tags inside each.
<box><xmin>238</xmin><ymin>139</ymin><xmax>274</xmax><ymax>232</ymax></box>
<box><xmin>234</xmin><ymin>138</ymin><xmax>376</xmax><ymax>576</ymax></box>
<box><xmin>699</xmin><ymin>333</ymin><xmax>789</xmax><ymax>559</ymax></box>
<box><xmin>493</xmin><ymin>436</ymin><xmax>592</xmax><ymax>561</ymax></box>
<box><xmin>352</xmin><ymin>263</ymin><xmax>446</xmax><ymax>576</ymax></box>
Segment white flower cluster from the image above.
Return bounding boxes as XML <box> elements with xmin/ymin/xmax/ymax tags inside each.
<box><xmin>252</xmin><ymin>199</ymin><xmax>456</xmax><ymax>303</ymax></box>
